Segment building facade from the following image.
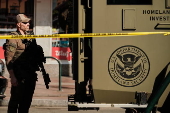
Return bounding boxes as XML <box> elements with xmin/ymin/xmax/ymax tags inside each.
<box><xmin>0</xmin><ymin>0</ymin><xmax>72</xmax><ymax>76</ymax></box>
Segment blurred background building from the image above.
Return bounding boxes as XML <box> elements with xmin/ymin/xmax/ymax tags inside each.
<box><xmin>0</xmin><ymin>0</ymin><xmax>73</xmax><ymax>77</ymax></box>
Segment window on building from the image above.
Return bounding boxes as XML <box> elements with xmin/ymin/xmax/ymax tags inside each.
<box><xmin>107</xmin><ymin>0</ymin><xmax>152</xmax><ymax>5</ymax></box>
<box><xmin>0</xmin><ymin>0</ymin><xmax>34</xmax><ymax>35</ymax></box>
<box><xmin>52</xmin><ymin>0</ymin><xmax>73</xmax><ymax>44</ymax></box>
<box><xmin>51</xmin><ymin>0</ymin><xmax>73</xmax><ymax>61</ymax></box>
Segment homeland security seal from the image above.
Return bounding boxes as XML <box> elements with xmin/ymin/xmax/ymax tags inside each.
<box><xmin>108</xmin><ymin>45</ymin><xmax>150</xmax><ymax>87</ymax></box>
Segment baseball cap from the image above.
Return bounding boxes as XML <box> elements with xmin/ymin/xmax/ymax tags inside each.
<box><xmin>16</xmin><ymin>14</ymin><xmax>31</xmax><ymax>23</ymax></box>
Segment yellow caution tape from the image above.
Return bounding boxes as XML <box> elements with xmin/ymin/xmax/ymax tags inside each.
<box><xmin>0</xmin><ymin>32</ymin><xmax>169</xmax><ymax>39</ymax></box>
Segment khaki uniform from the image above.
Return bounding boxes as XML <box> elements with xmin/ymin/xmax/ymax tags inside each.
<box><xmin>5</xmin><ymin>32</ymin><xmax>29</xmax><ymax>70</ymax></box>
<box><xmin>5</xmin><ymin>38</ymin><xmax>25</xmax><ymax>70</ymax></box>
<box><xmin>4</xmin><ymin>31</ymin><xmax>38</xmax><ymax>113</ymax></box>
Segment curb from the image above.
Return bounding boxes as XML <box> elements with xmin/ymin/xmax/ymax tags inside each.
<box><xmin>0</xmin><ymin>99</ymin><xmax>68</xmax><ymax>107</ymax></box>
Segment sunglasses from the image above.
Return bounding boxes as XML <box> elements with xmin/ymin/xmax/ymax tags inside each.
<box><xmin>22</xmin><ymin>22</ymin><xmax>29</xmax><ymax>24</ymax></box>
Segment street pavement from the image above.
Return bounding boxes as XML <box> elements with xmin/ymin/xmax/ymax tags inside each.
<box><xmin>0</xmin><ymin>75</ymin><xmax>161</xmax><ymax>113</ymax></box>
<box><xmin>0</xmin><ymin>72</ymin><xmax>128</xmax><ymax>112</ymax></box>
<box><xmin>0</xmin><ymin>75</ymin><xmax>75</xmax><ymax>107</ymax></box>
<box><xmin>0</xmin><ymin>106</ymin><xmax>126</xmax><ymax>113</ymax></box>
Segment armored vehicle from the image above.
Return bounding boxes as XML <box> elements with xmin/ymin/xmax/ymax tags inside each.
<box><xmin>68</xmin><ymin>0</ymin><xmax>170</xmax><ymax>112</ymax></box>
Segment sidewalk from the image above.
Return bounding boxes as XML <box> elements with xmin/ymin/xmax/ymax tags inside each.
<box><xmin>0</xmin><ymin>75</ymin><xmax>75</xmax><ymax>107</ymax></box>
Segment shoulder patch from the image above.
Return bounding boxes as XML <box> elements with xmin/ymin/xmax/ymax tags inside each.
<box><xmin>6</xmin><ymin>43</ymin><xmax>17</xmax><ymax>52</ymax></box>
<box><xmin>9</xmin><ymin>46</ymin><xmax>15</xmax><ymax>52</ymax></box>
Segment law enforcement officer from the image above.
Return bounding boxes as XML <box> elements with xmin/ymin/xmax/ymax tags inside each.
<box><xmin>3</xmin><ymin>14</ymin><xmax>39</xmax><ymax>113</ymax></box>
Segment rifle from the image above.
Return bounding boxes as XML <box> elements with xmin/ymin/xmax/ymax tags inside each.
<box><xmin>26</xmin><ymin>39</ymin><xmax>51</xmax><ymax>89</ymax></box>
<box><xmin>36</xmin><ymin>45</ymin><xmax>51</xmax><ymax>89</ymax></box>
<box><xmin>23</xmin><ymin>32</ymin><xmax>51</xmax><ymax>89</ymax></box>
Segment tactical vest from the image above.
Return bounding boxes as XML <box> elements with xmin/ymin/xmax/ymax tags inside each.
<box><xmin>10</xmin><ymin>31</ymin><xmax>39</xmax><ymax>80</ymax></box>
<box><xmin>10</xmin><ymin>31</ymin><xmax>33</xmax><ymax>65</ymax></box>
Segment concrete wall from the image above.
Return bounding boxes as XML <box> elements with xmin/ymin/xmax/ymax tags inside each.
<box><xmin>34</xmin><ymin>0</ymin><xmax>52</xmax><ymax>58</ymax></box>
<box><xmin>33</xmin><ymin>0</ymin><xmax>72</xmax><ymax>77</ymax></box>
<box><xmin>3</xmin><ymin>63</ymin><xmax>72</xmax><ymax>77</ymax></box>
<box><xmin>36</xmin><ymin>64</ymin><xmax>72</xmax><ymax>77</ymax></box>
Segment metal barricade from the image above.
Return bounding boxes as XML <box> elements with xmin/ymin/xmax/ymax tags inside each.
<box><xmin>45</xmin><ymin>56</ymin><xmax>62</xmax><ymax>91</ymax></box>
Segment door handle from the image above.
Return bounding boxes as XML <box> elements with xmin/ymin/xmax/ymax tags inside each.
<box><xmin>87</xmin><ymin>0</ymin><xmax>91</xmax><ymax>8</ymax></box>
<box><xmin>80</xmin><ymin>38</ymin><xmax>84</xmax><ymax>54</ymax></box>
<box><xmin>80</xmin><ymin>57</ymin><xmax>88</xmax><ymax>62</ymax></box>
